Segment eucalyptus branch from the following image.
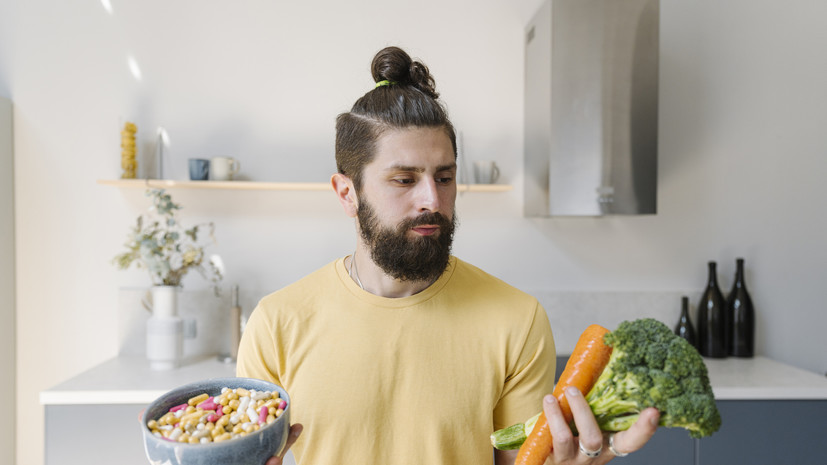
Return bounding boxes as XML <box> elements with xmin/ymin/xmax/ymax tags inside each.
<box><xmin>113</xmin><ymin>189</ymin><xmax>223</xmax><ymax>294</ymax></box>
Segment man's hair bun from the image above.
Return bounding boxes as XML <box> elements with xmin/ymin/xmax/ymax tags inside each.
<box><xmin>370</xmin><ymin>46</ymin><xmax>439</xmax><ymax>100</ymax></box>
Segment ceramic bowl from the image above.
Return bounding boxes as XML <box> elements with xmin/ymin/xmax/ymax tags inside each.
<box><xmin>141</xmin><ymin>377</ymin><xmax>290</xmax><ymax>465</ymax></box>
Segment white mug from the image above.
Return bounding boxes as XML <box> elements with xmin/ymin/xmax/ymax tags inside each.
<box><xmin>209</xmin><ymin>157</ymin><xmax>240</xmax><ymax>181</ymax></box>
<box><xmin>473</xmin><ymin>161</ymin><xmax>500</xmax><ymax>184</ymax></box>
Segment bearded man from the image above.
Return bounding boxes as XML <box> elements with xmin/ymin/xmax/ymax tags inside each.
<box><xmin>238</xmin><ymin>46</ymin><xmax>658</xmax><ymax>465</ymax></box>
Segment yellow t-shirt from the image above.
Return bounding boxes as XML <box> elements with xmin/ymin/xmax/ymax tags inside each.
<box><xmin>237</xmin><ymin>256</ymin><xmax>556</xmax><ymax>465</ymax></box>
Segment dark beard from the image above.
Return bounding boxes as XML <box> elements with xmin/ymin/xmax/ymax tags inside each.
<box><xmin>357</xmin><ymin>200</ymin><xmax>456</xmax><ymax>283</ymax></box>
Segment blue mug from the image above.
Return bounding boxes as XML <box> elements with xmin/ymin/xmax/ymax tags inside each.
<box><xmin>188</xmin><ymin>158</ymin><xmax>210</xmax><ymax>181</ymax></box>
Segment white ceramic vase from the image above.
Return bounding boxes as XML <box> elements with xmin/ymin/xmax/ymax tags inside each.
<box><xmin>144</xmin><ymin>286</ymin><xmax>184</xmax><ymax>370</ymax></box>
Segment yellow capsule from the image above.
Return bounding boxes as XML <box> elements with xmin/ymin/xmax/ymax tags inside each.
<box><xmin>228</xmin><ymin>399</ymin><xmax>240</xmax><ymax>410</ymax></box>
<box><xmin>232</xmin><ymin>424</ymin><xmax>243</xmax><ymax>434</ymax></box>
<box><xmin>188</xmin><ymin>436</ymin><xmax>200</xmax><ymax>444</ymax></box>
<box><xmin>227</xmin><ymin>391</ymin><xmax>238</xmax><ymax>401</ymax></box>
<box><xmin>185</xmin><ymin>406</ymin><xmax>196</xmax><ymax>414</ymax></box>
<box><xmin>236</xmin><ymin>388</ymin><xmax>250</xmax><ymax>397</ymax></box>
<box><xmin>158</xmin><ymin>412</ymin><xmax>175</xmax><ymax>426</ymax></box>
<box><xmin>179</xmin><ymin>411</ymin><xmax>202</xmax><ymax>425</ymax></box>
<box><xmin>218</xmin><ymin>395</ymin><xmax>229</xmax><ymax>406</ymax></box>
<box><xmin>215</xmin><ymin>432</ymin><xmax>232</xmax><ymax>442</ymax></box>
<box><xmin>266</xmin><ymin>415</ymin><xmax>276</xmax><ymax>424</ymax></box>
<box><xmin>276</xmin><ymin>408</ymin><xmax>284</xmax><ymax>417</ymax></box>
<box><xmin>255</xmin><ymin>399</ymin><xmax>264</xmax><ymax>409</ymax></box>
<box><xmin>147</xmin><ymin>419</ymin><xmax>158</xmax><ymax>430</ymax></box>
<box><xmin>268</xmin><ymin>407</ymin><xmax>276</xmax><ymax>416</ymax></box>
<box><xmin>204</xmin><ymin>422</ymin><xmax>215</xmax><ymax>431</ymax></box>
<box><xmin>178</xmin><ymin>433</ymin><xmax>190</xmax><ymax>443</ymax></box>
<box><xmin>188</xmin><ymin>393</ymin><xmax>209</xmax><ymax>406</ymax></box>
<box><xmin>216</xmin><ymin>415</ymin><xmax>230</xmax><ymax>428</ymax></box>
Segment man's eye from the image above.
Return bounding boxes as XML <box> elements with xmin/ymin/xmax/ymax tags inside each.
<box><xmin>437</xmin><ymin>176</ymin><xmax>454</xmax><ymax>184</ymax></box>
<box><xmin>393</xmin><ymin>178</ymin><xmax>415</xmax><ymax>185</ymax></box>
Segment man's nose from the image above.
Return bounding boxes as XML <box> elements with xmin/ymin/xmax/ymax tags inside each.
<box><xmin>415</xmin><ymin>179</ymin><xmax>441</xmax><ymax>213</ymax></box>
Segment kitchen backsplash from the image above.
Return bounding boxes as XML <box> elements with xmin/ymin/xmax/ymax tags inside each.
<box><xmin>119</xmin><ymin>288</ymin><xmax>696</xmax><ymax>360</ymax></box>
<box><xmin>118</xmin><ymin>287</ymin><xmax>265</xmax><ymax>360</ymax></box>
<box><xmin>534</xmin><ymin>291</ymin><xmax>699</xmax><ymax>354</ymax></box>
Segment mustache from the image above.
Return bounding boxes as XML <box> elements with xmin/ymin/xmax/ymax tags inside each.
<box><xmin>399</xmin><ymin>212</ymin><xmax>453</xmax><ymax>230</ymax></box>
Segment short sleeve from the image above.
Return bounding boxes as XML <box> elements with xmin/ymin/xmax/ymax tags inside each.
<box><xmin>492</xmin><ymin>302</ymin><xmax>557</xmax><ymax>430</ymax></box>
<box><xmin>236</xmin><ymin>302</ymin><xmax>282</xmax><ymax>387</ymax></box>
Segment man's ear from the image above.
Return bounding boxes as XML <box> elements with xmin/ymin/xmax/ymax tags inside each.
<box><xmin>331</xmin><ymin>173</ymin><xmax>358</xmax><ymax>218</ymax></box>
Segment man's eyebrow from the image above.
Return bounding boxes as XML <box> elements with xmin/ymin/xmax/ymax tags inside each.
<box><xmin>386</xmin><ymin>162</ymin><xmax>457</xmax><ymax>173</ymax></box>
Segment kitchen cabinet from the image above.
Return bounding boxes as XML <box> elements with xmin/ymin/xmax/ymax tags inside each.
<box><xmin>43</xmin><ymin>356</ymin><xmax>827</xmax><ymax>465</ymax></box>
<box><xmin>553</xmin><ymin>356</ymin><xmax>827</xmax><ymax>464</ymax></box>
<box><xmin>701</xmin><ymin>400</ymin><xmax>827</xmax><ymax>465</ymax></box>
<box><xmin>41</xmin><ymin>356</ymin><xmax>239</xmax><ymax>465</ymax></box>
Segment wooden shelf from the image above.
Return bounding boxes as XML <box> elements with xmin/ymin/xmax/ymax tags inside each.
<box><xmin>97</xmin><ymin>179</ymin><xmax>513</xmax><ymax>192</ymax></box>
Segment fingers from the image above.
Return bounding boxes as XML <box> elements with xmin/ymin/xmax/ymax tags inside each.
<box><xmin>542</xmin><ymin>393</ymin><xmax>577</xmax><ymax>461</ymax></box>
<box><xmin>565</xmin><ymin>387</ymin><xmax>604</xmax><ymax>455</ymax></box>
<box><xmin>542</xmin><ymin>391</ymin><xmax>661</xmax><ymax>462</ymax></box>
<box><xmin>283</xmin><ymin>423</ymin><xmax>303</xmax><ymax>453</ymax></box>
<box><xmin>266</xmin><ymin>423</ymin><xmax>303</xmax><ymax>465</ymax></box>
<box><xmin>610</xmin><ymin>408</ymin><xmax>660</xmax><ymax>456</ymax></box>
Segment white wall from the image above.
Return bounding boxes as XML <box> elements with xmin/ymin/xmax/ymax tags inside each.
<box><xmin>0</xmin><ymin>96</ymin><xmax>16</xmax><ymax>465</ymax></box>
<box><xmin>2</xmin><ymin>1</ymin><xmax>827</xmax><ymax>464</ymax></box>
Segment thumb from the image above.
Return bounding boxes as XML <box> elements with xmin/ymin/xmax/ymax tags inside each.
<box><xmin>610</xmin><ymin>408</ymin><xmax>659</xmax><ymax>455</ymax></box>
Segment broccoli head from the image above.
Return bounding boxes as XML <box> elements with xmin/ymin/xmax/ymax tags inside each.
<box><xmin>584</xmin><ymin>318</ymin><xmax>722</xmax><ymax>438</ymax></box>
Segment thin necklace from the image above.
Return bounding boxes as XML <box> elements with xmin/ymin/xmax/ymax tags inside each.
<box><xmin>349</xmin><ymin>251</ymin><xmax>365</xmax><ymax>290</ymax></box>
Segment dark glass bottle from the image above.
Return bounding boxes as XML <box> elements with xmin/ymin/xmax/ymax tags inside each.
<box><xmin>674</xmin><ymin>296</ymin><xmax>697</xmax><ymax>348</ymax></box>
<box><xmin>728</xmin><ymin>258</ymin><xmax>755</xmax><ymax>357</ymax></box>
<box><xmin>697</xmin><ymin>261</ymin><xmax>728</xmax><ymax>358</ymax></box>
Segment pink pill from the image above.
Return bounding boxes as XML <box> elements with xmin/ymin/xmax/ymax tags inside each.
<box><xmin>197</xmin><ymin>397</ymin><xmax>215</xmax><ymax>410</ymax></box>
<box><xmin>259</xmin><ymin>406</ymin><xmax>268</xmax><ymax>424</ymax></box>
<box><xmin>278</xmin><ymin>400</ymin><xmax>287</xmax><ymax>410</ymax></box>
<box><xmin>169</xmin><ymin>403</ymin><xmax>188</xmax><ymax>413</ymax></box>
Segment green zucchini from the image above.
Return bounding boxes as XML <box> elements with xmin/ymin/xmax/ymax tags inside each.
<box><xmin>490</xmin><ymin>412</ymin><xmax>542</xmax><ymax>450</ymax></box>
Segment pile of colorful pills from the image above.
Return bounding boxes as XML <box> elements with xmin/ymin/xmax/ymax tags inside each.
<box><xmin>146</xmin><ymin>387</ymin><xmax>287</xmax><ymax>444</ymax></box>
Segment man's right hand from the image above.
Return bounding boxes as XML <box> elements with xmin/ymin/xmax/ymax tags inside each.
<box><xmin>265</xmin><ymin>423</ymin><xmax>303</xmax><ymax>465</ymax></box>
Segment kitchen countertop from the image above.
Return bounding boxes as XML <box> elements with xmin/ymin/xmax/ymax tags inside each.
<box><xmin>39</xmin><ymin>355</ymin><xmax>237</xmax><ymax>405</ymax></box>
<box><xmin>40</xmin><ymin>355</ymin><xmax>827</xmax><ymax>406</ymax></box>
<box><xmin>703</xmin><ymin>356</ymin><xmax>827</xmax><ymax>400</ymax></box>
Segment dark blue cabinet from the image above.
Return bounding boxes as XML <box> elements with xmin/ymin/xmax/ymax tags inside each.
<box><xmin>700</xmin><ymin>400</ymin><xmax>827</xmax><ymax>465</ymax></box>
<box><xmin>554</xmin><ymin>356</ymin><xmax>827</xmax><ymax>464</ymax></box>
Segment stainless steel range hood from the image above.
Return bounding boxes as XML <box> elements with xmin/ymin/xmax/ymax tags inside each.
<box><xmin>524</xmin><ymin>0</ymin><xmax>659</xmax><ymax>216</ymax></box>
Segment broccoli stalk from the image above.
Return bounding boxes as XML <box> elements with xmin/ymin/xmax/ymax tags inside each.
<box><xmin>584</xmin><ymin>318</ymin><xmax>722</xmax><ymax>438</ymax></box>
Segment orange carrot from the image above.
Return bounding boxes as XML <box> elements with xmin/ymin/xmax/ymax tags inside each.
<box><xmin>515</xmin><ymin>324</ymin><xmax>613</xmax><ymax>465</ymax></box>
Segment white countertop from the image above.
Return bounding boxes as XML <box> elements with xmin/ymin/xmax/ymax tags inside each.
<box><xmin>39</xmin><ymin>355</ymin><xmax>237</xmax><ymax>405</ymax></box>
<box><xmin>40</xmin><ymin>355</ymin><xmax>827</xmax><ymax>406</ymax></box>
<box><xmin>704</xmin><ymin>356</ymin><xmax>827</xmax><ymax>400</ymax></box>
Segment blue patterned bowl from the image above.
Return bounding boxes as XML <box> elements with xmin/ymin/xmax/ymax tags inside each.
<box><xmin>141</xmin><ymin>377</ymin><xmax>290</xmax><ymax>465</ymax></box>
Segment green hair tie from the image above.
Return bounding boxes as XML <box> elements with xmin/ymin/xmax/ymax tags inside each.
<box><xmin>375</xmin><ymin>80</ymin><xmax>397</xmax><ymax>88</ymax></box>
